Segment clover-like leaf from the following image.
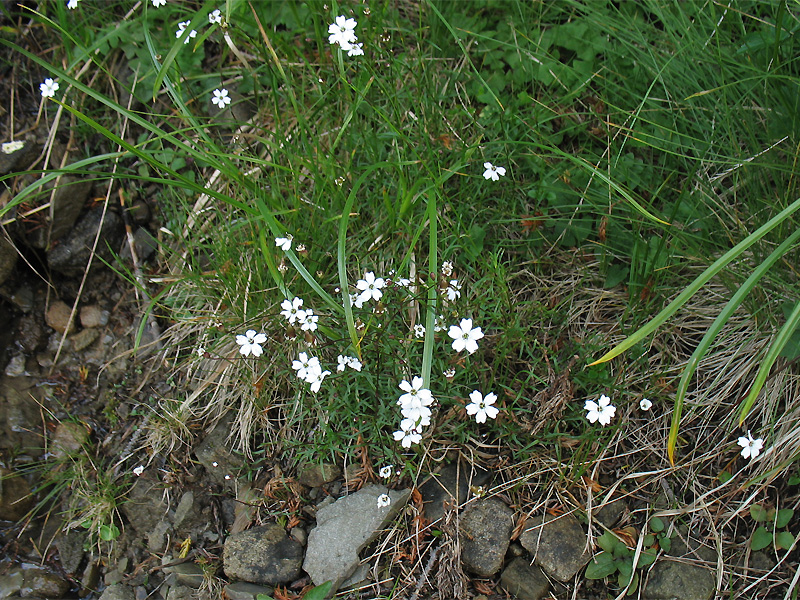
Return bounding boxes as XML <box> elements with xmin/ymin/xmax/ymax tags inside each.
<box><xmin>751</xmin><ymin>526</ymin><xmax>773</xmax><ymax>551</ymax></box>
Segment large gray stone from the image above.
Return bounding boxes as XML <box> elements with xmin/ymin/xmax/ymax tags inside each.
<box><xmin>644</xmin><ymin>560</ymin><xmax>715</xmax><ymax>600</ymax></box>
<box><xmin>47</xmin><ymin>208</ymin><xmax>122</xmax><ymax>277</ymax></box>
<box><xmin>223</xmin><ymin>523</ymin><xmax>304</xmax><ymax>585</ymax></box>
<box><xmin>303</xmin><ymin>484</ymin><xmax>411</xmax><ymax>591</ymax></box>
<box><xmin>0</xmin><ymin>467</ymin><xmax>34</xmax><ymax>521</ymax></box>
<box><xmin>98</xmin><ymin>583</ymin><xmax>135</xmax><ymax>600</ymax></box>
<box><xmin>460</xmin><ymin>497</ymin><xmax>513</xmax><ymax>576</ymax></box>
<box><xmin>223</xmin><ymin>582</ymin><xmax>275</xmax><ymax>600</ymax></box>
<box><xmin>19</xmin><ymin>567</ymin><xmax>70</xmax><ymax>598</ymax></box>
<box><xmin>500</xmin><ymin>557</ymin><xmax>550</xmax><ymax>600</ymax></box>
<box><xmin>0</xmin><ymin>236</ymin><xmax>18</xmax><ymax>286</ymax></box>
<box><xmin>297</xmin><ymin>462</ymin><xmax>341</xmax><ymax>488</ymax></box>
<box><xmin>520</xmin><ymin>513</ymin><xmax>591</xmax><ymax>581</ymax></box>
<box><xmin>419</xmin><ymin>462</ymin><xmax>490</xmax><ymax>523</ymax></box>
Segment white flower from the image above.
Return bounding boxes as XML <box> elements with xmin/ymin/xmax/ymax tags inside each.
<box><xmin>443</xmin><ymin>368</ymin><xmax>456</xmax><ymax>379</ymax></box>
<box><xmin>275</xmin><ymin>234</ymin><xmax>293</xmax><ymax>251</ymax></box>
<box><xmin>196</xmin><ymin>346</ymin><xmax>206</xmax><ymax>357</ymax></box>
<box><xmin>211</xmin><ymin>88</ymin><xmax>231</xmax><ymax>109</ymax></box>
<box><xmin>209</xmin><ymin>9</ymin><xmax>222</xmax><ymax>24</ymax></box>
<box><xmin>328</xmin><ymin>15</ymin><xmax>358</xmax><ymax>47</ymax></box>
<box><xmin>40</xmin><ymin>78</ymin><xmax>59</xmax><ymax>98</ymax></box>
<box><xmin>67</xmin><ymin>0</ymin><xmax>79</xmax><ymax>9</ymax></box>
<box><xmin>379</xmin><ymin>465</ymin><xmax>393</xmax><ymax>478</ymax></box>
<box><xmin>1</xmin><ymin>141</ymin><xmax>25</xmax><ymax>154</ymax></box>
<box><xmin>346</xmin><ymin>356</ymin><xmax>362</xmax><ymax>371</ymax></box>
<box><xmin>308</xmin><ymin>369</ymin><xmax>331</xmax><ymax>393</ymax></box>
<box><xmin>398</xmin><ymin>376</ymin><xmax>433</xmax><ymax>408</ymax></box>
<box><xmin>236</xmin><ymin>329</ymin><xmax>267</xmax><ymax>357</ymax></box>
<box><xmin>292</xmin><ymin>352</ymin><xmax>321</xmax><ymax>382</ymax></box>
<box><xmin>483</xmin><ymin>162</ymin><xmax>506</xmax><ymax>181</ymax></box>
<box><xmin>300</xmin><ymin>309</ymin><xmax>319</xmax><ymax>332</ymax></box>
<box><xmin>466</xmin><ymin>390</ymin><xmax>500</xmax><ymax>424</ymax></box>
<box><xmin>413</xmin><ymin>324</ymin><xmax>425</xmax><ymax>338</ymax></box>
<box><xmin>434</xmin><ymin>315</ymin><xmax>446</xmax><ymax>332</ymax></box>
<box><xmin>640</xmin><ymin>398</ymin><xmax>652</xmax><ymax>411</ymax></box>
<box><xmin>441</xmin><ymin>261</ymin><xmax>454</xmax><ymax>277</ymax></box>
<box><xmin>176</xmin><ymin>21</ymin><xmax>198</xmax><ymax>44</ymax></box>
<box><xmin>151</xmin><ymin>0</ymin><xmax>166</xmax><ymax>6</ymax></box>
<box><xmin>133</xmin><ymin>465</ymin><xmax>144</xmax><ymax>476</ymax></box>
<box><xmin>376</xmin><ymin>493</ymin><xmax>391</xmax><ymax>508</ymax></box>
<box><xmin>393</xmin><ymin>418</ymin><xmax>422</xmax><ymax>448</ymax></box>
<box><xmin>347</xmin><ymin>42</ymin><xmax>364</xmax><ymax>56</ymax></box>
<box><xmin>356</xmin><ymin>271</ymin><xmax>385</xmax><ymax>305</ymax></box>
<box><xmin>737</xmin><ymin>431</ymin><xmax>764</xmax><ymax>460</ymax></box>
<box><xmin>584</xmin><ymin>394</ymin><xmax>616</xmax><ymax>426</ymax></box>
<box><xmin>444</xmin><ymin>279</ymin><xmax>462</xmax><ymax>302</ymax></box>
<box><xmin>349</xmin><ymin>292</ymin><xmax>365</xmax><ymax>308</ymax></box>
<box><xmin>337</xmin><ymin>355</ymin><xmax>362</xmax><ymax>372</ymax></box>
<box><xmin>280</xmin><ymin>297</ymin><xmax>304</xmax><ymax>324</ymax></box>
<box><xmin>448</xmin><ymin>318</ymin><xmax>484</xmax><ymax>354</ymax></box>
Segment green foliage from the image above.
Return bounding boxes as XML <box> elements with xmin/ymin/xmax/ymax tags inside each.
<box><xmin>749</xmin><ymin>504</ymin><xmax>796</xmax><ymax>552</ymax></box>
<box><xmin>586</xmin><ymin>523</ymin><xmax>667</xmax><ymax>594</ymax></box>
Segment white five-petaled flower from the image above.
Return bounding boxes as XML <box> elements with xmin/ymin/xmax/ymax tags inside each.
<box><xmin>40</xmin><ymin>78</ymin><xmax>59</xmax><ymax>98</ymax></box>
<box><xmin>133</xmin><ymin>465</ymin><xmax>144</xmax><ymax>476</ymax></box>
<box><xmin>441</xmin><ymin>261</ymin><xmax>454</xmax><ymax>277</ymax></box>
<box><xmin>67</xmin><ymin>0</ymin><xmax>79</xmax><ymax>9</ymax></box>
<box><xmin>466</xmin><ymin>390</ymin><xmax>500</xmax><ymax>424</ymax></box>
<box><xmin>176</xmin><ymin>21</ymin><xmax>198</xmax><ymax>44</ymax></box>
<box><xmin>308</xmin><ymin>369</ymin><xmax>331</xmax><ymax>393</ymax></box>
<box><xmin>211</xmin><ymin>88</ymin><xmax>231</xmax><ymax>109</ymax></box>
<box><xmin>292</xmin><ymin>352</ymin><xmax>322</xmax><ymax>382</ymax></box>
<box><xmin>209</xmin><ymin>9</ymin><xmax>222</xmax><ymax>24</ymax></box>
<box><xmin>196</xmin><ymin>346</ymin><xmax>206</xmax><ymax>357</ymax></box>
<box><xmin>448</xmin><ymin>318</ymin><xmax>484</xmax><ymax>354</ymax></box>
<box><xmin>376</xmin><ymin>493</ymin><xmax>391</xmax><ymax>508</ymax></box>
<box><xmin>152</xmin><ymin>0</ymin><xmax>166</xmax><ymax>6</ymax></box>
<box><xmin>398</xmin><ymin>376</ymin><xmax>433</xmax><ymax>407</ymax></box>
<box><xmin>393</xmin><ymin>418</ymin><xmax>422</xmax><ymax>448</ymax></box>
<box><xmin>444</xmin><ymin>279</ymin><xmax>462</xmax><ymax>302</ymax></box>
<box><xmin>413</xmin><ymin>324</ymin><xmax>425</xmax><ymax>338</ymax></box>
<box><xmin>328</xmin><ymin>15</ymin><xmax>358</xmax><ymax>47</ymax></box>
<box><xmin>336</xmin><ymin>355</ymin><xmax>362</xmax><ymax>372</ymax></box>
<box><xmin>299</xmin><ymin>309</ymin><xmax>319</xmax><ymax>332</ymax></box>
<box><xmin>584</xmin><ymin>394</ymin><xmax>616</xmax><ymax>426</ymax></box>
<box><xmin>379</xmin><ymin>465</ymin><xmax>393</xmax><ymax>478</ymax></box>
<box><xmin>1</xmin><ymin>141</ymin><xmax>25</xmax><ymax>154</ymax></box>
<box><xmin>483</xmin><ymin>162</ymin><xmax>506</xmax><ymax>181</ymax></box>
<box><xmin>347</xmin><ymin>42</ymin><xmax>364</xmax><ymax>56</ymax></box>
<box><xmin>737</xmin><ymin>431</ymin><xmax>764</xmax><ymax>460</ymax></box>
<box><xmin>280</xmin><ymin>297</ymin><xmax>304</xmax><ymax>324</ymax></box>
<box><xmin>443</xmin><ymin>368</ymin><xmax>456</xmax><ymax>379</ymax></box>
<box><xmin>640</xmin><ymin>398</ymin><xmax>653</xmax><ymax>411</ymax></box>
<box><xmin>236</xmin><ymin>329</ymin><xmax>267</xmax><ymax>357</ymax></box>
<box><xmin>275</xmin><ymin>234</ymin><xmax>293</xmax><ymax>251</ymax></box>
<box><xmin>356</xmin><ymin>271</ymin><xmax>385</xmax><ymax>305</ymax></box>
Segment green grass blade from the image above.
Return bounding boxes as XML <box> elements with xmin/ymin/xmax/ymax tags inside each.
<box><xmin>739</xmin><ymin>297</ymin><xmax>800</xmax><ymax>425</ymax></box>
<box><xmin>589</xmin><ymin>196</ymin><xmax>800</xmax><ymax>366</ymax></box>
<box><xmin>669</xmin><ymin>227</ymin><xmax>800</xmax><ymax>463</ymax></box>
<box><xmin>422</xmin><ymin>189</ymin><xmax>438</xmax><ymax>388</ymax></box>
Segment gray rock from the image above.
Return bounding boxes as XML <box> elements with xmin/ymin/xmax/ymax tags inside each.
<box><xmin>0</xmin><ymin>139</ymin><xmax>40</xmax><ymax>176</ymax></box>
<box><xmin>80</xmin><ymin>304</ymin><xmax>109</xmax><ymax>328</ymax></box>
<box><xmin>165</xmin><ymin>584</ymin><xmax>195</xmax><ymax>600</ymax></box>
<box><xmin>17</xmin><ymin>312</ymin><xmax>45</xmax><ymax>353</ymax></box>
<box><xmin>303</xmin><ymin>484</ymin><xmax>411</xmax><ymax>591</ymax></box>
<box><xmin>223</xmin><ymin>582</ymin><xmax>276</xmax><ymax>600</ymax></box>
<box><xmin>643</xmin><ymin>560</ymin><xmax>715</xmax><ymax>600</ymax></box>
<box><xmin>81</xmin><ymin>560</ymin><xmax>101</xmax><ymax>596</ymax></box>
<box><xmin>20</xmin><ymin>567</ymin><xmax>70</xmax><ymax>598</ymax></box>
<box><xmin>460</xmin><ymin>497</ymin><xmax>513</xmax><ymax>576</ymax></box>
<box><xmin>70</xmin><ymin>327</ymin><xmax>99</xmax><ymax>351</ymax></box>
<box><xmin>194</xmin><ymin>417</ymin><xmax>243</xmax><ymax>488</ymax></box>
<box><xmin>0</xmin><ymin>236</ymin><xmax>18</xmax><ymax>286</ymax></box>
<box><xmin>0</xmin><ymin>570</ymin><xmax>23</xmax><ymax>597</ymax></box>
<box><xmin>0</xmin><ymin>377</ymin><xmax>46</xmax><ymax>452</ymax></box>
<box><xmin>121</xmin><ymin>475</ymin><xmax>170</xmax><ymax>535</ymax></box>
<box><xmin>0</xmin><ymin>467</ymin><xmax>34</xmax><ymax>521</ymax></box>
<box><xmin>520</xmin><ymin>513</ymin><xmax>591</xmax><ymax>582</ymax></box>
<box><xmin>4</xmin><ymin>353</ymin><xmax>26</xmax><ymax>377</ymax></box>
<box><xmin>56</xmin><ymin>530</ymin><xmax>85</xmax><ymax>574</ymax></box>
<box><xmin>500</xmin><ymin>557</ymin><xmax>550</xmax><ymax>600</ymax></box>
<box><xmin>298</xmin><ymin>462</ymin><xmax>341</xmax><ymax>488</ymax></box>
<box><xmin>28</xmin><ymin>177</ymin><xmax>93</xmax><ymax>248</ymax></box>
<box><xmin>45</xmin><ymin>300</ymin><xmax>75</xmax><ymax>334</ymax></box>
<box><xmin>164</xmin><ymin>563</ymin><xmax>205</xmax><ymax>588</ymax></box>
<box><xmin>99</xmin><ymin>583</ymin><xmax>135</xmax><ymax>600</ymax></box>
<box><xmin>223</xmin><ymin>523</ymin><xmax>304</xmax><ymax>585</ymax></box>
<box><xmin>51</xmin><ymin>420</ymin><xmax>89</xmax><ymax>459</ymax></box>
<box><xmin>119</xmin><ymin>228</ymin><xmax>158</xmax><ymax>263</ymax></box>
<box><xmin>419</xmin><ymin>462</ymin><xmax>490</xmax><ymax>523</ymax></box>
<box><xmin>595</xmin><ymin>498</ymin><xmax>627</xmax><ymax>528</ymax></box>
<box><xmin>47</xmin><ymin>208</ymin><xmax>122</xmax><ymax>277</ymax></box>
<box><xmin>669</xmin><ymin>524</ymin><xmax>716</xmax><ymax>563</ymax></box>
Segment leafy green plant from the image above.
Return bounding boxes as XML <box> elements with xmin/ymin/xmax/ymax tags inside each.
<box><xmin>257</xmin><ymin>580</ymin><xmax>331</xmax><ymax>600</ymax></box>
<box><xmin>585</xmin><ymin>520</ymin><xmax>671</xmax><ymax>595</ymax></box>
<box><xmin>749</xmin><ymin>504</ymin><xmax>796</xmax><ymax>552</ymax></box>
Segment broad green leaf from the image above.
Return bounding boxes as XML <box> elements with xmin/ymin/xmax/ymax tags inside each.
<box><xmin>636</xmin><ymin>549</ymin><xmax>657</xmax><ymax>567</ymax></box>
<box><xmin>750</xmin><ymin>504</ymin><xmax>769</xmax><ymax>523</ymax></box>
<box><xmin>650</xmin><ymin>517</ymin><xmax>665</xmax><ymax>533</ymax></box>
<box><xmin>659</xmin><ymin>536</ymin><xmax>672</xmax><ymax>553</ymax></box>
<box><xmin>776</xmin><ymin>509</ymin><xmax>794</xmax><ymax>529</ymax></box>
<box><xmin>597</xmin><ymin>531</ymin><xmax>619</xmax><ymax>553</ymax></box>
<box><xmin>751</xmin><ymin>526</ymin><xmax>773</xmax><ymax>551</ymax></box>
<box><xmin>302</xmin><ymin>581</ymin><xmax>333</xmax><ymax>600</ymax></box>
<box><xmin>775</xmin><ymin>531</ymin><xmax>795</xmax><ymax>550</ymax></box>
<box><xmin>585</xmin><ymin>552</ymin><xmax>617</xmax><ymax>579</ymax></box>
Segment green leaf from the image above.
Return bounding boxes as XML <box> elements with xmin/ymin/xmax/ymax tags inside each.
<box><xmin>256</xmin><ymin>595</ymin><xmax>274</xmax><ymax>600</ymax></box>
<box><xmin>719</xmin><ymin>471</ymin><xmax>733</xmax><ymax>484</ymax></box>
<box><xmin>302</xmin><ymin>581</ymin><xmax>333</xmax><ymax>600</ymax></box>
<box><xmin>617</xmin><ymin>559</ymin><xmax>633</xmax><ymax>578</ymax></box>
<box><xmin>643</xmin><ymin>534</ymin><xmax>656</xmax><ymax>547</ymax></box>
<box><xmin>776</xmin><ymin>509</ymin><xmax>794</xmax><ymax>529</ymax></box>
<box><xmin>585</xmin><ymin>552</ymin><xmax>618</xmax><ymax>579</ymax></box>
<box><xmin>597</xmin><ymin>531</ymin><xmax>619</xmax><ymax>553</ymax></box>
<box><xmin>659</xmin><ymin>536</ymin><xmax>671</xmax><ymax>553</ymax></box>
<box><xmin>649</xmin><ymin>517</ymin><xmax>665</xmax><ymax>533</ymax></box>
<box><xmin>99</xmin><ymin>523</ymin><xmax>120</xmax><ymax>541</ymax></box>
<box><xmin>750</xmin><ymin>504</ymin><xmax>769</xmax><ymax>523</ymax></box>
<box><xmin>775</xmin><ymin>531</ymin><xmax>795</xmax><ymax>550</ymax></box>
<box><xmin>636</xmin><ymin>549</ymin><xmax>657</xmax><ymax>567</ymax></box>
<box><xmin>751</xmin><ymin>526</ymin><xmax>773</xmax><ymax>551</ymax></box>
